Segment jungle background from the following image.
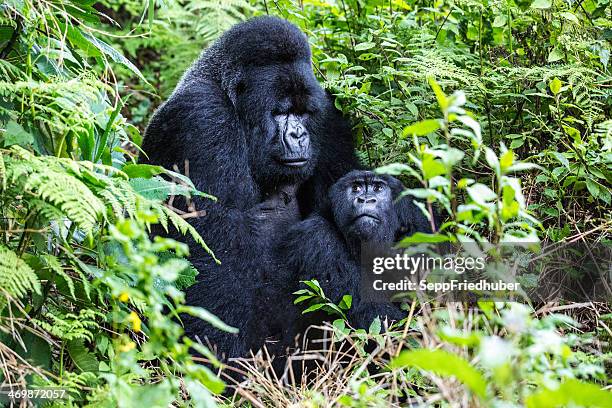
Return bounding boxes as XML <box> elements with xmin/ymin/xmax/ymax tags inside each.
<box><xmin>0</xmin><ymin>0</ymin><xmax>611</xmax><ymax>406</ymax></box>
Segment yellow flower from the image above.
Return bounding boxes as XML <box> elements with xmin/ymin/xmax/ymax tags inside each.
<box><xmin>119</xmin><ymin>341</ymin><xmax>136</xmax><ymax>353</ymax></box>
<box><xmin>118</xmin><ymin>292</ymin><xmax>129</xmax><ymax>302</ymax></box>
<box><xmin>127</xmin><ymin>311</ymin><xmax>142</xmax><ymax>332</ymax></box>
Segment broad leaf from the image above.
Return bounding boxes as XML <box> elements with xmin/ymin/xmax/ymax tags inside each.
<box><xmin>390</xmin><ymin>349</ymin><xmax>487</xmax><ymax>399</ymax></box>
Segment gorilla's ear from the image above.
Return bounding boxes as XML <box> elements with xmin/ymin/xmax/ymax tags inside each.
<box><xmin>383</xmin><ymin>175</ymin><xmax>435</xmax><ymax>236</ymax></box>
<box><xmin>224</xmin><ymin>70</ymin><xmax>244</xmax><ymax>108</ymax></box>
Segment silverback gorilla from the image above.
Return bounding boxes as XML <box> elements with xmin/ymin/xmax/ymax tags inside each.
<box><xmin>268</xmin><ymin>170</ymin><xmax>432</xmax><ymax>355</ymax></box>
<box><xmin>141</xmin><ymin>17</ymin><xmax>359</xmax><ymax>358</ymax></box>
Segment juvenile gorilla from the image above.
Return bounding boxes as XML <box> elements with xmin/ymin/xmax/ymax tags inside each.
<box><xmin>267</xmin><ymin>170</ymin><xmax>433</xmax><ymax>352</ymax></box>
<box><xmin>141</xmin><ymin>17</ymin><xmax>358</xmax><ymax>358</ymax></box>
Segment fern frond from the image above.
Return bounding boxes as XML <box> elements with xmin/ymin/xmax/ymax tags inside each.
<box><xmin>24</xmin><ymin>169</ymin><xmax>106</xmax><ymax>232</ymax></box>
<box><xmin>32</xmin><ymin>308</ymin><xmax>102</xmax><ymax>342</ymax></box>
<box><xmin>4</xmin><ymin>146</ymin><xmax>106</xmax><ymax>233</ymax></box>
<box><xmin>0</xmin><ymin>245</ymin><xmax>41</xmax><ymax>311</ymax></box>
<box><xmin>40</xmin><ymin>254</ymin><xmax>76</xmax><ymax>300</ymax></box>
<box><xmin>159</xmin><ymin>205</ymin><xmax>219</xmax><ymax>264</ymax></box>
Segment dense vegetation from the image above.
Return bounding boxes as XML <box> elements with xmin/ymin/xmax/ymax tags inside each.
<box><xmin>0</xmin><ymin>0</ymin><xmax>610</xmax><ymax>406</ymax></box>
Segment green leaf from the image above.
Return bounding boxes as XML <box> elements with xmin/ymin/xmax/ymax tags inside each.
<box><xmin>467</xmin><ymin>183</ymin><xmax>497</xmax><ymax>205</ymax></box>
<box><xmin>549</xmin><ymin>77</ymin><xmax>562</xmax><ymax>95</ymax></box>
<box><xmin>484</xmin><ymin>147</ymin><xmax>500</xmax><ymax>177</ymax></box>
<box><xmin>586</xmin><ymin>178</ymin><xmax>611</xmax><ymax>204</ymax></box>
<box><xmin>526</xmin><ymin>379</ymin><xmax>612</xmax><ymax>408</ymax></box>
<box><xmin>550</xmin><ymin>152</ymin><xmax>569</xmax><ymax>169</ymax></box>
<box><xmin>68</xmin><ymin>339</ymin><xmax>98</xmax><ymax>373</ymax></box>
<box><xmin>438</xmin><ymin>327</ymin><xmax>480</xmax><ymax>347</ymax></box>
<box><xmin>148</xmin><ymin>0</ymin><xmax>155</xmax><ymax>28</ymax></box>
<box><xmin>500</xmin><ymin>150</ymin><xmax>514</xmax><ymax>171</ymax></box>
<box><xmin>548</xmin><ymin>48</ymin><xmax>564</xmax><ymax>63</ymax></box>
<box><xmin>402</xmin><ymin>119</ymin><xmax>440</xmax><ymax>137</ymax></box>
<box><xmin>3</xmin><ymin>121</ymin><xmax>35</xmax><ymax>147</ymax></box>
<box><xmin>531</xmin><ymin>0</ymin><xmax>551</xmax><ymax>9</ymax></box>
<box><xmin>375</xmin><ymin>163</ymin><xmax>412</xmax><ymax>176</ymax></box>
<box><xmin>177</xmin><ymin>305</ymin><xmax>238</xmax><ymax>333</ymax></box>
<box><xmin>422</xmin><ymin>156</ymin><xmax>446</xmax><ymax>179</ymax></box>
<box><xmin>95</xmin><ymin>98</ymin><xmax>124</xmax><ymax>163</ymax></box>
<box><xmin>58</xmin><ymin>22</ymin><xmax>102</xmax><ymax>58</ymax></box>
<box><xmin>369</xmin><ymin>317</ymin><xmax>381</xmax><ymax>335</ymax></box>
<box><xmin>428</xmin><ymin>77</ymin><xmax>448</xmax><ymax>111</ymax></box>
<box><xmin>390</xmin><ymin>349</ymin><xmax>487</xmax><ymax>399</ymax></box>
<box><xmin>396</xmin><ymin>232</ymin><xmax>452</xmax><ymax>245</ymax></box>
<box><xmin>302</xmin><ymin>303</ymin><xmax>325</xmax><ymax>314</ymax></box>
<box><xmin>294</xmin><ymin>295</ymin><xmax>313</xmax><ymax>304</ymax></box>
<box><xmin>436</xmin><ymin>147</ymin><xmax>464</xmax><ymax>168</ymax></box>
<box><xmin>559</xmin><ymin>11</ymin><xmax>580</xmax><ymax>24</ymax></box>
<box><xmin>339</xmin><ymin>294</ymin><xmax>352</xmax><ymax>310</ymax></box>
<box><xmin>302</xmin><ymin>279</ymin><xmax>323</xmax><ymax>294</ymax></box>
<box><xmin>130</xmin><ymin>177</ymin><xmax>192</xmax><ymax>200</ymax></box>
<box><xmin>20</xmin><ymin>331</ymin><xmax>51</xmax><ymax>370</ymax></box>
<box><xmin>355</xmin><ymin>42</ymin><xmax>375</xmax><ymax>51</ymax></box>
<box><xmin>81</xmin><ymin>32</ymin><xmax>147</xmax><ymax>83</ymax></box>
<box><xmin>406</xmin><ymin>101</ymin><xmax>418</xmax><ymax>117</ymax></box>
<box><xmin>0</xmin><ymin>245</ymin><xmax>41</xmax><ymax>311</ymax></box>
<box><xmin>122</xmin><ymin>164</ymin><xmax>165</xmax><ymax>179</ymax></box>
<box><xmin>185</xmin><ymin>377</ymin><xmax>223</xmax><ymax>403</ymax></box>
<box><xmin>506</xmin><ymin>162</ymin><xmax>544</xmax><ymax>172</ymax></box>
<box><xmin>492</xmin><ymin>15</ymin><xmax>507</xmax><ymax>27</ymax></box>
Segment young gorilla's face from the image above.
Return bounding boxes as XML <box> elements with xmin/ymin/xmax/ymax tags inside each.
<box><xmin>330</xmin><ymin>171</ymin><xmax>400</xmax><ymax>243</ymax></box>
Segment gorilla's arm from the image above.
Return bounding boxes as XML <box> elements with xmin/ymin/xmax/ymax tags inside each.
<box><xmin>278</xmin><ymin>217</ymin><xmax>404</xmax><ymax>330</ymax></box>
<box><xmin>280</xmin><ymin>216</ymin><xmax>355</xmax><ymax>300</ymax></box>
<box><xmin>394</xmin><ymin>197</ymin><xmax>437</xmax><ymax>237</ymax></box>
<box><xmin>142</xmin><ymin>77</ymin><xmax>255</xmax><ymax>207</ymax></box>
<box><xmin>142</xmin><ymin>78</ymin><xmax>297</xmax><ymax>259</ymax></box>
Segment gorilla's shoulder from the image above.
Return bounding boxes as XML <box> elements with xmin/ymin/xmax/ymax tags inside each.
<box><xmin>278</xmin><ymin>215</ymin><xmax>347</xmax><ymax>267</ymax></box>
<box><xmin>287</xmin><ymin>216</ymin><xmax>339</xmax><ymax>242</ymax></box>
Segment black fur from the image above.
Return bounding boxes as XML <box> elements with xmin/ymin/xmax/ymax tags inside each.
<box><xmin>268</xmin><ymin>171</ymin><xmax>435</xmax><ymax>356</ymax></box>
<box><xmin>141</xmin><ymin>16</ymin><xmax>358</xmax><ymax>358</ymax></box>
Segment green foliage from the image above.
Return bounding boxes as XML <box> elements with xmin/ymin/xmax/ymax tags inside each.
<box><xmin>0</xmin><ymin>1</ymin><xmax>225</xmax><ymax>405</ymax></box>
<box><xmin>525</xmin><ymin>378</ymin><xmax>612</xmax><ymax>408</ymax></box>
<box><xmin>391</xmin><ymin>349</ymin><xmax>488</xmax><ymax>399</ymax></box>
<box><xmin>270</xmin><ymin>0</ymin><xmax>611</xmax><ymax>241</ymax></box>
<box><xmin>389</xmin><ymin>303</ymin><xmax>608</xmax><ymax>406</ymax></box>
<box><xmin>0</xmin><ymin>244</ymin><xmax>41</xmax><ymax>311</ymax></box>
<box><xmin>294</xmin><ymin>279</ymin><xmax>352</xmax><ymax>320</ymax></box>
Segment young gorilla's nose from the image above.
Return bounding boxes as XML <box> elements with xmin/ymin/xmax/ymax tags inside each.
<box><xmin>356</xmin><ymin>195</ymin><xmax>377</xmax><ymax>204</ymax></box>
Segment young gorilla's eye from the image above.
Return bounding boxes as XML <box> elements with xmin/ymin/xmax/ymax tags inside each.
<box><xmin>352</xmin><ymin>184</ymin><xmax>361</xmax><ymax>193</ymax></box>
<box><xmin>373</xmin><ymin>182</ymin><xmax>384</xmax><ymax>192</ymax></box>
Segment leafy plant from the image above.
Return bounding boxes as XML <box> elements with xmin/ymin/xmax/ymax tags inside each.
<box><xmin>0</xmin><ymin>1</ymin><xmax>226</xmax><ymax>405</ymax></box>
<box><xmin>294</xmin><ymin>279</ymin><xmax>353</xmax><ymax>320</ymax></box>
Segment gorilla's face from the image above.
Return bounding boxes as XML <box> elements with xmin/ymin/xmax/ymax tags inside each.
<box><xmin>271</xmin><ymin>112</ymin><xmax>310</xmax><ymax>168</ymax></box>
<box><xmin>235</xmin><ymin>62</ymin><xmax>324</xmax><ymax>187</ymax></box>
<box><xmin>330</xmin><ymin>171</ymin><xmax>400</xmax><ymax>243</ymax></box>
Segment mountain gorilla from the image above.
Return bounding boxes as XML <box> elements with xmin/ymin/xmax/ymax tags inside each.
<box><xmin>266</xmin><ymin>170</ymin><xmax>433</xmax><ymax>354</ymax></box>
<box><xmin>141</xmin><ymin>17</ymin><xmax>358</xmax><ymax>358</ymax></box>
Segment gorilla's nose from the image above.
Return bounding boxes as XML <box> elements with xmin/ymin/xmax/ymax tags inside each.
<box><xmin>282</xmin><ymin>115</ymin><xmax>310</xmax><ymax>153</ymax></box>
<box><xmin>287</xmin><ymin>124</ymin><xmax>307</xmax><ymax>140</ymax></box>
<box><xmin>357</xmin><ymin>195</ymin><xmax>377</xmax><ymax>204</ymax></box>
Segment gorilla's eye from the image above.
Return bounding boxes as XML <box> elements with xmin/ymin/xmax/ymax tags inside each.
<box><xmin>373</xmin><ymin>182</ymin><xmax>384</xmax><ymax>192</ymax></box>
<box><xmin>351</xmin><ymin>184</ymin><xmax>361</xmax><ymax>193</ymax></box>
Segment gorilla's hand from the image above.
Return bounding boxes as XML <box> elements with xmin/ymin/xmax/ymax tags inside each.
<box><xmin>249</xmin><ymin>184</ymin><xmax>300</xmax><ymax>233</ymax></box>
